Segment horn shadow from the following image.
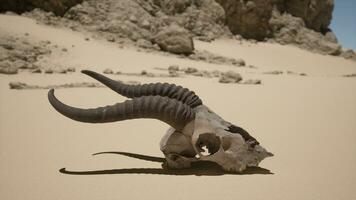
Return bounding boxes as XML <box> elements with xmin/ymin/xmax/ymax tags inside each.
<box><xmin>59</xmin><ymin>151</ymin><xmax>273</xmax><ymax>176</ymax></box>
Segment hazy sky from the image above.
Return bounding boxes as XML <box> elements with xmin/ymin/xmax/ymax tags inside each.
<box><xmin>330</xmin><ymin>0</ymin><xmax>356</xmax><ymax>50</ymax></box>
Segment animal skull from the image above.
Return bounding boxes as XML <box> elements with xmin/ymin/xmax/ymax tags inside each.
<box><xmin>49</xmin><ymin>70</ymin><xmax>273</xmax><ymax>172</ymax></box>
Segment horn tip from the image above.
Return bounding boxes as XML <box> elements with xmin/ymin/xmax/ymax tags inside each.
<box><xmin>48</xmin><ymin>88</ymin><xmax>55</xmax><ymax>96</ymax></box>
<box><xmin>48</xmin><ymin>88</ymin><xmax>56</xmax><ymax>105</ymax></box>
<box><xmin>81</xmin><ymin>69</ymin><xmax>95</xmax><ymax>75</ymax></box>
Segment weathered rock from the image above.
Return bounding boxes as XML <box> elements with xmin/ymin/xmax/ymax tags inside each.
<box><xmin>341</xmin><ymin>49</ymin><xmax>356</xmax><ymax>60</ymax></box>
<box><xmin>191</xmin><ymin>70</ymin><xmax>213</xmax><ymax>78</ymax></box>
<box><xmin>233</xmin><ymin>58</ymin><xmax>246</xmax><ymax>66</ymax></box>
<box><xmin>216</xmin><ymin>0</ymin><xmax>273</xmax><ymax>40</ymax></box>
<box><xmin>168</xmin><ymin>70</ymin><xmax>180</xmax><ymax>77</ymax></box>
<box><xmin>9</xmin><ymin>0</ymin><xmax>348</xmax><ymax>60</ymax></box>
<box><xmin>281</xmin><ymin>0</ymin><xmax>334</xmax><ymax>32</ymax></box>
<box><xmin>317</xmin><ymin>39</ymin><xmax>341</xmax><ymax>55</ymax></box>
<box><xmin>0</xmin><ymin>34</ymin><xmax>54</xmax><ymax>73</ymax></box>
<box><xmin>137</xmin><ymin>39</ymin><xmax>153</xmax><ymax>49</ymax></box>
<box><xmin>215</xmin><ymin>0</ymin><xmax>334</xmax><ymax>39</ymax></box>
<box><xmin>189</xmin><ymin>50</ymin><xmax>246</xmax><ymax>67</ymax></box>
<box><xmin>0</xmin><ymin>0</ymin><xmax>84</xmax><ymax>16</ymax></box>
<box><xmin>9</xmin><ymin>82</ymin><xmax>32</xmax><ymax>89</ymax></box>
<box><xmin>263</xmin><ymin>70</ymin><xmax>283</xmax><ymax>75</ymax></box>
<box><xmin>103</xmin><ymin>68</ymin><xmax>114</xmax><ymax>74</ymax></box>
<box><xmin>0</xmin><ymin>61</ymin><xmax>18</xmax><ymax>74</ymax></box>
<box><xmin>154</xmin><ymin>24</ymin><xmax>194</xmax><ymax>54</ymax></box>
<box><xmin>241</xmin><ymin>79</ymin><xmax>261</xmax><ymax>85</ymax></box>
<box><xmin>159</xmin><ymin>0</ymin><xmax>192</xmax><ymax>15</ymax></box>
<box><xmin>211</xmin><ymin>70</ymin><xmax>222</xmax><ymax>77</ymax></box>
<box><xmin>12</xmin><ymin>60</ymin><xmax>28</xmax><ymax>69</ymax></box>
<box><xmin>184</xmin><ymin>67</ymin><xmax>198</xmax><ymax>74</ymax></box>
<box><xmin>342</xmin><ymin>73</ymin><xmax>356</xmax><ymax>78</ymax></box>
<box><xmin>0</xmin><ymin>68</ymin><xmax>18</xmax><ymax>74</ymax></box>
<box><xmin>57</xmin><ymin>69</ymin><xmax>67</xmax><ymax>74</ymax></box>
<box><xmin>66</xmin><ymin>67</ymin><xmax>76</xmax><ymax>72</ymax></box>
<box><xmin>45</xmin><ymin>69</ymin><xmax>54</xmax><ymax>74</ymax></box>
<box><xmin>140</xmin><ymin>70</ymin><xmax>155</xmax><ymax>77</ymax></box>
<box><xmin>107</xmin><ymin>36</ymin><xmax>116</xmax><ymax>42</ymax></box>
<box><xmin>219</xmin><ymin>71</ymin><xmax>243</xmax><ymax>83</ymax></box>
<box><xmin>9</xmin><ymin>81</ymin><xmax>104</xmax><ymax>90</ymax></box>
<box><xmin>141</xmin><ymin>19</ymin><xmax>151</xmax><ymax>29</ymax></box>
<box><xmin>129</xmin><ymin>15</ymin><xmax>138</xmax><ymax>23</ymax></box>
<box><xmin>269</xmin><ymin>10</ymin><xmax>341</xmax><ymax>56</ymax></box>
<box><xmin>168</xmin><ymin>65</ymin><xmax>179</xmax><ymax>72</ymax></box>
<box><xmin>32</xmin><ymin>68</ymin><xmax>42</xmax><ymax>73</ymax></box>
<box><xmin>141</xmin><ymin>70</ymin><xmax>148</xmax><ymax>75</ymax></box>
<box><xmin>248</xmin><ymin>65</ymin><xmax>258</xmax><ymax>69</ymax></box>
<box><xmin>178</xmin><ymin>0</ymin><xmax>228</xmax><ymax>41</ymax></box>
<box><xmin>324</xmin><ymin>31</ymin><xmax>338</xmax><ymax>43</ymax></box>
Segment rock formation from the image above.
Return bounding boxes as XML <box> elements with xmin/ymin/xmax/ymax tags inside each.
<box><xmin>1</xmin><ymin>0</ymin><xmax>354</xmax><ymax>60</ymax></box>
<box><xmin>0</xmin><ymin>0</ymin><xmax>83</xmax><ymax>16</ymax></box>
<box><xmin>269</xmin><ymin>9</ymin><xmax>342</xmax><ymax>56</ymax></box>
<box><xmin>279</xmin><ymin>0</ymin><xmax>334</xmax><ymax>32</ymax></box>
<box><xmin>153</xmin><ymin>24</ymin><xmax>194</xmax><ymax>54</ymax></box>
<box><xmin>215</xmin><ymin>0</ymin><xmax>274</xmax><ymax>40</ymax></box>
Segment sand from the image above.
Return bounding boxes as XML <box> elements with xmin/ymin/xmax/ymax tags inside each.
<box><xmin>1</xmin><ymin>14</ymin><xmax>356</xmax><ymax>200</ymax></box>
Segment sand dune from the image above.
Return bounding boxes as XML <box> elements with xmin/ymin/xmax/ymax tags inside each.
<box><xmin>1</xmin><ymin>14</ymin><xmax>356</xmax><ymax>200</ymax></box>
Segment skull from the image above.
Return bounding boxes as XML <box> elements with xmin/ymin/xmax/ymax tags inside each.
<box><xmin>48</xmin><ymin>70</ymin><xmax>273</xmax><ymax>173</ymax></box>
<box><xmin>160</xmin><ymin>105</ymin><xmax>273</xmax><ymax>172</ymax></box>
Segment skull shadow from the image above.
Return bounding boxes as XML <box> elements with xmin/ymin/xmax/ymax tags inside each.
<box><xmin>59</xmin><ymin>151</ymin><xmax>273</xmax><ymax>176</ymax></box>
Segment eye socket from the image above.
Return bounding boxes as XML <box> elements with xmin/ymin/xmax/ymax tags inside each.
<box><xmin>195</xmin><ymin>133</ymin><xmax>221</xmax><ymax>156</ymax></box>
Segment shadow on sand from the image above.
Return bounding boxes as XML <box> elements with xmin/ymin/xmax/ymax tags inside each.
<box><xmin>59</xmin><ymin>151</ymin><xmax>273</xmax><ymax>176</ymax></box>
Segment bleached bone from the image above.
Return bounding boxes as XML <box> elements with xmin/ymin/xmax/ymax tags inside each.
<box><xmin>48</xmin><ymin>70</ymin><xmax>273</xmax><ymax>172</ymax></box>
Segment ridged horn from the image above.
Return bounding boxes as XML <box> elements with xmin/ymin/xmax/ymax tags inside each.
<box><xmin>48</xmin><ymin>89</ymin><xmax>195</xmax><ymax>130</ymax></box>
<box><xmin>81</xmin><ymin>70</ymin><xmax>202</xmax><ymax>108</ymax></box>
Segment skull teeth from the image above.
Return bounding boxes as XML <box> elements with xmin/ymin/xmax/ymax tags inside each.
<box><xmin>201</xmin><ymin>146</ymin><xmax>211</xmax><ymax>156</ymax></box>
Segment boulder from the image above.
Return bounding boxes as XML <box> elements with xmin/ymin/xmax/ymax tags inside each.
<box><xmin>241</xmin><ymin>79</ymin><xmax>262</xmax><ymax>85</ymax></box>
<box><xmin>282</xmin><ymin>0</ymin><xmax>334</xmax><ymax>32</ymax></box>
<box><xmin>168</xmin><ymin>65</ymin><xmax>179</xmax><ymax>72</ymax></box>
<box><xmin>103</xmin><ymin>68</ymin><xmax>114</xmax><ymax>74</ymax></box>
<box><xmin>215</xmin><ymin>0</ymin><xmax>274</xmax><ymax>40</ymax></box>
<box><xmin>269</xmin><ymin>10</ymin><xmax>341</xmax><ymax>56</ymax></box>
<box><xmin>0</xmin><ymin>61</ymin><xmax>18</xmax><ymax>74</ymax></box>
<box><xmin>153</xmin><ymin>24</ymin><xmax>194</xmax><ymax>54</ymax></box>
<box><xmin>219</xmin><ymin>71</ymin><xmax>243</xmax><ymax>83</ymax></box>
<box><xmin>184</xmin><ymin>67</ymin><xmax>198</xmax><ymax>74</ymax></box>
<box><xmin>159</xmin><ymin>0</ymin><xmax>192</xmax><ymax>15</ymax></box>
<box><xmin>44</xmin><ymin>69</ymin><xmax>54</xmax><ymax>74</ymax></box>
<box><xmin>215</xmin><ymin>0</ymin><xmax>334</xmax><ymax>41</ymax></box>
<box><xmin>341</xmin><ymin>49</ymin><xmax>356</xmax><ymax>61</ymax></box>
<box><xmin>0</xmin><ymin>0</ymin><xmax>84</xmax><ymax>16</ymax></box>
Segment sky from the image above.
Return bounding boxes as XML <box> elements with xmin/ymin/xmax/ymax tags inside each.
<box><xmin>330</xmin><ymin>0</ymin><xmax>356</xmax><ymax>50</ymax></box>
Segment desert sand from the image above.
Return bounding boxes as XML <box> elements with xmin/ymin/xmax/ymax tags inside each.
<box><xmin>1</xmin><ymin>14</ymin><xmax>356</xmax><ymax>200</ymax></box>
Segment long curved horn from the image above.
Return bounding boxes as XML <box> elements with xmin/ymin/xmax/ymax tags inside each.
<box><xmin>81</xmin><ymin>70</ymin><xmax>202</xmax><ymax>108</ymax></box>
<box><xmin>48</xmin><ymin>89</ymin><xmax>195</xmax><ymax>130</ymax></box>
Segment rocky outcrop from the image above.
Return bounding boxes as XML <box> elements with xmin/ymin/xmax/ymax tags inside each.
<box><xmin>341</xmin><ymin>49</ymin><xmax>356</xmax><ymax>61</ymax></box>
<box><xmin>153</xmin><ymin>24</ymin><xmax>194</xmax><ymax>54</ymax></box>
<box><xmin>0</xmin><ymin>0</ymin><xmax>83</xmax><ymax>16</ymax></box>
<box><xmin>0</xmin><ymin>34</ymin><xmax>52</xmax><ymax>74</ymax></box>
<box><xmin>269</xmin><ymin>9</ymin><xmax>341</xmax><ymax>56</ymax></box>
<box><xmin>216</xmin><ymin>0</ymin><xmax>334</xmax><ymax>38</ymax></box>
<box><xmin>280</xmin><ymin>0</ymin><xmax>334</xmax><ymax>32</ymax></box>
<box><xmin>0</xmin><ymin>33</ymin><xmax>75</xmax><ymax>74</ymax></box>
<box><xmin>157</xmin><ymin>0</ymin><xmax>192</xmax><ymax>14</ymax></box>
<box><xmin>215</xmin><ymin>0</ymin><xmax>274</xmax><ymax>40</ymax></box>
<box><xmin>2</xmin><ymin>0</ymin><xmax>353</xmax><ymax>59</ymax></box>
<box><xmin>219</xmin><ymin>71</ymin><xmax>243</xmax><ymax>83</ymax></box>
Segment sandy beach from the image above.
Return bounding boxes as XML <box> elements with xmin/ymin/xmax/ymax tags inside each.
<box><xmin>1</xmin><ymin>14</ymin><xmax>356</xmax><ymax>200</ymax></box>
